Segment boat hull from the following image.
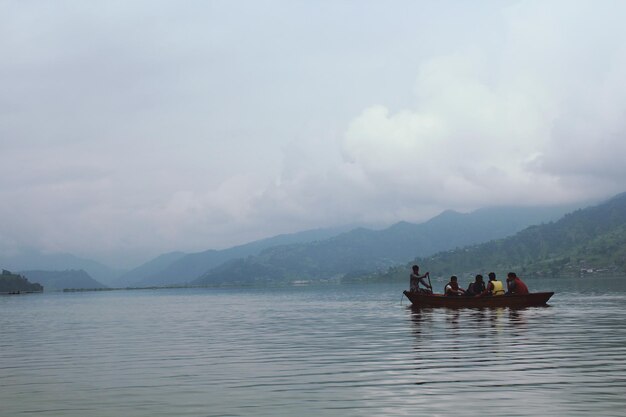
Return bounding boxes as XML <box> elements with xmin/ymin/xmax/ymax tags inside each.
<box><xmin>403</xmin><ymin>291</ymin><xmax>554</xmax><ymax>308</ymax></box>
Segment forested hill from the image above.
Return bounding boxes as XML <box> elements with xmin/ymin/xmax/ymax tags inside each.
<box><xmin>118</xmin><ymin>226</ymin><xmax>354</xmax><ymax>286</ymax></box>
<box><xmin>0</xmin><ymin>270</ymin><xmax>43</xmax><ymax>293</ymax></box>
<box><xmin>192</xmin><ymin>204</ymin><xmax>577</xmax><ymax>286</ymax></box>
<box><xmin>375</xmin><ymin>192</ymin><xmax>626</xmax><ymax>281</ymax></box>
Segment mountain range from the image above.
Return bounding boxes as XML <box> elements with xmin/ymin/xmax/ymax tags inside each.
<box><xmin>191</xmin><ymin>204</ymin><xmax>578</xmax><ymax>286</ymax></box>
<box><xmin>115</xmin><ymin>225</ymin><xmax>355</xmax><ymax>286</ymax></box>
<box><xmin>1</xmin><ymin>198</ymin><xmax>602</xmax><ymax>290</ymax></box>
<box><xmin>372</xmin><ymin>192</ymin><xmax>626</xmax><ymax>282</ymax></box>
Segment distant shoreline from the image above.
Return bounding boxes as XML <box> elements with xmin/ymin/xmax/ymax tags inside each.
<box><xmin>62</xmin><ymin>285</ymin><xmax>192</xmax><ymax>293</ymax></box>
<box><xmin>0</xmin><ymin>290</ymin><xmax>43</xmax><ymax>296</ymax></box>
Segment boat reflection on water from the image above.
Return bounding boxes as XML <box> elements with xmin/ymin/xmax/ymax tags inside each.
<box><xmin>406</xmin><ymin>303</ymin><xmax>550</xmax><ymax>363</ymax></box>
<box><xmin>408</xmin><ymin>304</ymin><xmax>545</xmax><ymax>335</ymax></box>
<box><xmin>405</xmin><ymin>303</ymin><xmax>548</xmax><ymax>392</ymax></box>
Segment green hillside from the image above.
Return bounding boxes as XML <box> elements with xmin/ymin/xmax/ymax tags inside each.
<box><xmin>192</xmin><ymin>204</ymin><xmax>577</xmax><ymax>286</ymax></box>
<box><xmin>374</xmin><ymin>192</ymin><xmax>626</xmax><ymax>281</ymax></box>
<box><xmin>121</xmin><ymin>226</ymin><xmax>354</xmax><ymax>286</ymax></box>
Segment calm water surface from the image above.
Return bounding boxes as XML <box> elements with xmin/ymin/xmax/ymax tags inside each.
<box><xmin>1</xmin><ymin>276</ymin><xmax>626</xmax><ymax>416</ymax></box>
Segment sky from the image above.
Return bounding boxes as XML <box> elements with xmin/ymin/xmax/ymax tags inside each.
<box><xmin>2</xmin><ymin>0</ymin><xmax>626</xmax><ymax>268</ymax></box>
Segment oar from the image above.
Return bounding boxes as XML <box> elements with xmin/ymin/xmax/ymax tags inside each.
<box><xmin>426</xmin><ymin>272</ymin><xmax>432</xmax><ymax>293</ymax></box>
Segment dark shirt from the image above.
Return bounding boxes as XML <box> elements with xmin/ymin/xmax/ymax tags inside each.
<box><xmin>466</xmin><ymin>281</ymin><xmax>485</xmax><ymax>296</ymax></box>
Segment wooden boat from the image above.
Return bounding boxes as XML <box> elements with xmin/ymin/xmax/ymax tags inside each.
<box><xmin>403</xmin><ymin>290</ymin><xmax>554</xmax><ymax>308</ymax></box>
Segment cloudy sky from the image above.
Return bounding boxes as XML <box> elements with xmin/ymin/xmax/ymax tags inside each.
<box><xmin>2</xmin><ymin>0</ymin><xmax>626</xmax><ymax>268</ymax></box>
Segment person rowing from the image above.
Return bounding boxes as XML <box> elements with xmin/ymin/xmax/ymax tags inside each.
<box><xmin>410</xmin><ymin>265</ymin><xmax>432</xmax><ymax>294</ymax></box>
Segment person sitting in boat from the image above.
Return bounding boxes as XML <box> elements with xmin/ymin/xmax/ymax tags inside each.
<box><xmin>410</xmin><ymin>265</ymin><xmax>432</xmax><ymax>294</ymax></box>
<box><xmin>444</xmin><ymin>276</ymin><xmax>466</xmax><ymax>296</ymax></box>
<box><xmin>466</xmin><ymin>274</ymin><xmax>485</xmax><ymax>296</ymax></box>
<box><xmin>483</xmin><ymin>272</ymin><xmax>505</xmax><ymax>296</ymax></box>
<box><xmin>506</xmin><ymin>272</ymin><xmax>529</xmax><ymax>295</ymax></box>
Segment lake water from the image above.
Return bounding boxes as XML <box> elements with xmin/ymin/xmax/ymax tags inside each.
<box><xmin>1</xmin><ymin>276</ymin><xmax>626</xmax><ymax>416</ymax></box>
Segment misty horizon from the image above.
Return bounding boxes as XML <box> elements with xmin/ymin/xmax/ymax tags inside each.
<box><xmin>1</xmin><ymin>197</ymin><xmax>601</xmax><ymax>272</ymax></box>
<box><xmin>3</xmin><ymin>1</ymin><xmax>626</xmax><ymax>268</ymax></box>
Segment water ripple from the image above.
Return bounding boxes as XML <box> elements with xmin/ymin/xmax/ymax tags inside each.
<box><xmin>2</xmin><ymin>279</ymin><xmax>626</xmax><ymax>416</ymax></box>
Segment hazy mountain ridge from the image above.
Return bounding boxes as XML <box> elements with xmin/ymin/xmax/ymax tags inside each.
<box><xmin>192</xmin><ymin>204</ymin><xmax>579</xmax><ymax>286</ymax></box>
<box><xmin>19</xmin><ymin>269</ymin><xmax>107</xmax><ymax>292</ymax></box>
<box><xmin>0</xmin><ymin>202</ymin><xmax>589</xmax><ymax>287</ymax></box>
<box><xmin>373</xmin><ymin>192</ymin><xmax>626</xmax><ymax>281</ymax></box>
<box><xmin>114</xmin><ymin>252</ymin><xmax>188</xmax><ymax>286</ymax></box>
<box><xmin>0</xmin><ymin>250</ymin><xmax>123</xmax><ymax>286</ymax></box>
<box><xmin>0</xmin><ymin>226</ymin><xmax>353</xmax><ymax>288</ymax></box>
<box><xmin>127</xmin><ymin>225</ymin><xmax>355</xmax><ymax>286</ymax></box>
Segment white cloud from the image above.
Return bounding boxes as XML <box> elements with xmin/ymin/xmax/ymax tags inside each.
<box><xmin>337</xmin><ymin>1</ymin><xmax>626</xmax><ymax>209</ymax></box>
<box><xmin>1</xmin><ymin>0</ymin><xmax>625</xmax><ymax>267</ymax></box>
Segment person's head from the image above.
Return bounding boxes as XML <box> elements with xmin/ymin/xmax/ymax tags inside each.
<box><xmin>488</xmin><ymin>272</ymin><xmax>496</xmax><ymax>281</ymax></box>
<box><xmin>450</xmin><ymin>275</ymin><xmax>458</xmax><ymax>282</ymax></box>
<box><xmin>412</xmin><ymin>265</ymin><xmax>419</xmax><ymax>273</ymax></box>
<box><xmin>507</xmin><ymin>272</ymin><xmax>517</xmax><ymax>280</ymax></box>
<box><xmin>475</xmin><ymin>274</ymin><xmax>483</xmax><ymax>282</ymax></box>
